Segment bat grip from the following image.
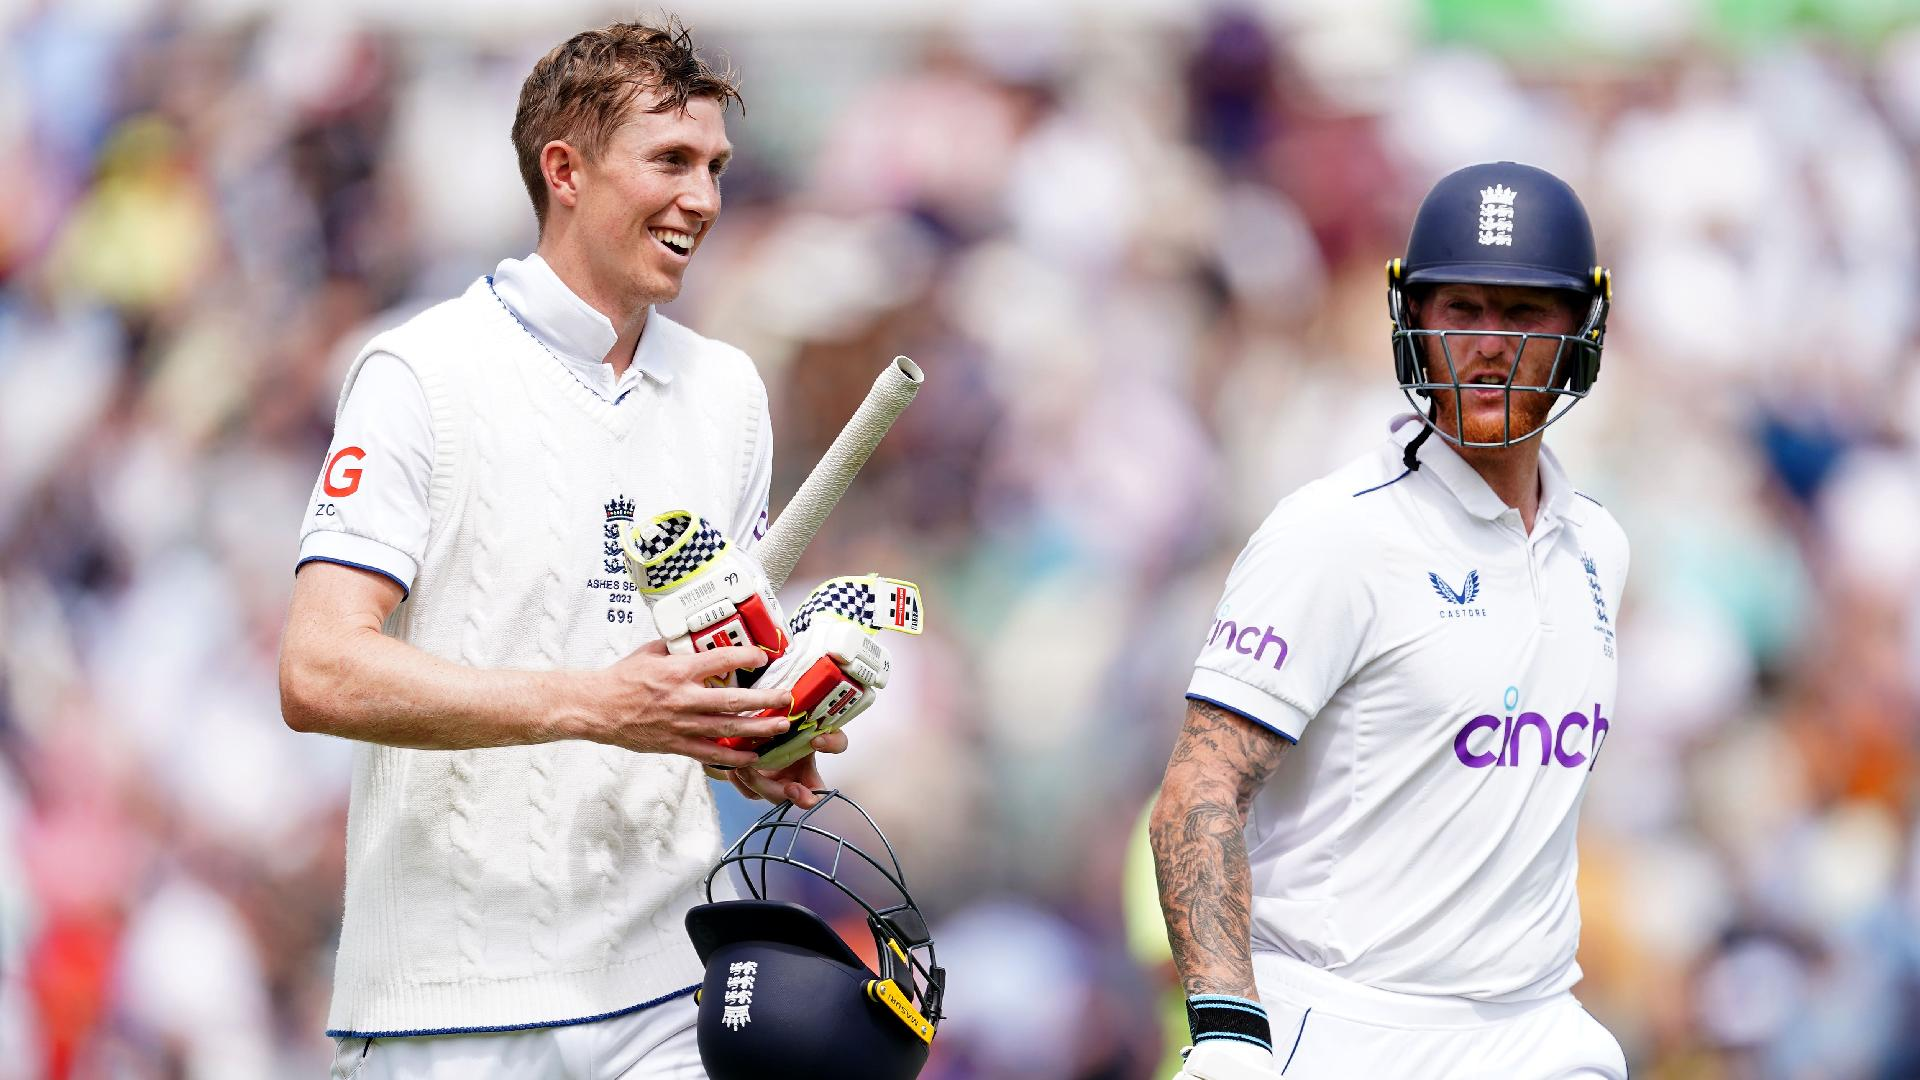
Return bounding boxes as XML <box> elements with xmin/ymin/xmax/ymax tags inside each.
<box><xmin>757</xmin><ymin>357</ymin><xmax>922</xmax><ymax>589</ymax></box>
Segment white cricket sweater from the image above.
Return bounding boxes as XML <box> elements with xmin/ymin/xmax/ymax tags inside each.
<box><xmin>323</xmin><ymin>277</ymin><xmax>766</xmax><ymax>1037</ymax></box>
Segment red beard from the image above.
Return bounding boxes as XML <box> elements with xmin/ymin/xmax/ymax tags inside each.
<box><xmin>1434</xmin><ymin>385</ymin><xmax>1557</xmax><ymax>444</ymax></box>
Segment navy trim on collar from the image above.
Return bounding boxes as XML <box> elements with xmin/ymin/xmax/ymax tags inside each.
<box><xmin>1353</xmin><ymin>469</ymin><xmax>1413</xmax><ymax>498</ymax></box>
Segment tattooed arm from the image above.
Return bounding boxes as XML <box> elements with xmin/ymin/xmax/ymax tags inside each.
<box><xmin>1150</xmin><ymin>699</ymin><xmax>1292</xmax><ymax>999</ymax></box>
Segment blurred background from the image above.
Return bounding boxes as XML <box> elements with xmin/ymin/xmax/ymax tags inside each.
<box><xmin>3</xmin><ymin>0</ymin><xmax>1920</xmax><ymax>1076</ymax></box>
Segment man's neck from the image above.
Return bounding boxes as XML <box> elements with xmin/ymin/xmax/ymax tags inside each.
<box><xmin>536</xmin><ymin>237</ymin><xmax>651</xmax><ymax>376</ymax></box>
<box><xmin>1455</xmin><ymin>439</ymin><xmax>1544</xmax><ymax>533</ymax></box>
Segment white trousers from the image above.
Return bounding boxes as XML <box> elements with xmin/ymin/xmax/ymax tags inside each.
<box><xmin>329</xmin><ymin>993</ymin><xmax>705</xmax><ymax>1080</ymax></box>
<box><xmin>1254</xmin><ymin>953</ymin><xmax>1628</xmax><ymax>1080</ymax></box>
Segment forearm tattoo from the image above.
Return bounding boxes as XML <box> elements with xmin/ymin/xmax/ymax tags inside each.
<box><xmin>1151</xmin><ymin>699</ymin><xmax>1291</xmax><ymax>999</ymax></box>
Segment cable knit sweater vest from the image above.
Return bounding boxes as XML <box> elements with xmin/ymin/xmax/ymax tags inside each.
<box><xmin>323</xmin><ymin>278</ymin><xmax>765</xmax><ymax>1037</ymax></box>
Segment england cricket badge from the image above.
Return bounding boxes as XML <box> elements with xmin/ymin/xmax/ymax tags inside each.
<box><xmin>1582</xmin><ymin>553</ymin><xmax>1615</xmax><ymax>658</ymax></box>
<box><xmin>604</xmin><ymin>495</ymin><xmax>636</xmax><ymax>575</ymax></box>
<box><xmin>596</xmin><ymin>494</ymin><xmax>641</xmax><ymax>627</ymax></box>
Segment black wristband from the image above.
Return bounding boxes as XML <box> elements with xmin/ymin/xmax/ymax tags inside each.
<box><xmin>1186</xmin><ymin>994</ymin><xmax>1273</xmax><ymax>1052</ymax></box>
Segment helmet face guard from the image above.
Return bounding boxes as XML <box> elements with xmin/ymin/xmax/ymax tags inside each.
<box><xmin>1388</xmin><ymin>161</ymin><xmax>1612</xmax><ymax>450</ymax></box>
<box><xmin>686</xmin><ymin>791</ymin><xmax>945</xmax><ymax>1080</ymax></box>
<box><xmin>1388</xmin><ymin>261</ymin><xmax>1611</xmax><ymax>449</ymax></box>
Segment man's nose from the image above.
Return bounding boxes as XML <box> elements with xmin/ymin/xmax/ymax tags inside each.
<box><xmin>680</xmin><ymin>171</ymin><xmax>720</xmax><ymax>219</ymax></box>
<box><xmin>1466</xmin><ymin>326</ymin><xmax>1514</xmax><ymax>366</ymax></box>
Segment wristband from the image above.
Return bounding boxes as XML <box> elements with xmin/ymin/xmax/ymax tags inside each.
<box><xmin>1186</xmin><ymin>994</ymin><xmax>1273</xmax><ymax>1054</ymax></box>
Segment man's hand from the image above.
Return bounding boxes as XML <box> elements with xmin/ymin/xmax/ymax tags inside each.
<box><xmin>576</xmin><ymin>640</ymin><xmax>795</xmax><ymax>769</ymax></box>
<box><xmin>712</xmin><ymin>728</ymin><xmax>850</xmax><ymax>809</ymax></box>
<box><xmin>720</xmin><ymin>574</ymin><xmax>920</xmax><ymax>773</ymax></box>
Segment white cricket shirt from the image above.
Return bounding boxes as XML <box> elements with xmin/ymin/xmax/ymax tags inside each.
<box><xmin>298</xmin><ymin>253</ymin><xmax>772</xmax><ymax>590</ymax></box>
<box><xmin>1187</xmin><ymin>413</ymin><xmax>1628</xmax><ymax>1003</ymax></box>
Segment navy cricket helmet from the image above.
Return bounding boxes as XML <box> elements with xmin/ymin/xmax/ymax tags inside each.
<box><xmin>1387</xmin><ymin>161</ymin><xmax>1613</xmax><ymax>447</ymax></box>
<box><xmin>686</xmin><ymin>790</ymin><xmax>946</xmax><ymax>1080</ymax></box>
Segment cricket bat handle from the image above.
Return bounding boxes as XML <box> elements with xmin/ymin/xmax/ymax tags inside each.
<box><xmin>756</xmin><ymin>356</ymin><xmax>923</xmax><ymax>590</ymax></box>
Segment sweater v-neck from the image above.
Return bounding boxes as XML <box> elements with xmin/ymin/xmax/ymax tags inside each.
<box><xmin>482</xmin><ymin>276</ymin><xmax>648</xmax><ymax>440</ymax></box>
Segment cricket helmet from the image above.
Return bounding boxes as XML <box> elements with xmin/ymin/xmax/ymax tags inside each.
<box><xmin>1387</xmin><ymin>161</ymin><xmax>1613</xmax><ymax>447</ymax></box>
<box><xmin>686</xmin><ymin>790</ymin><xmax>945</xmax><ymax>1080</ymax></box>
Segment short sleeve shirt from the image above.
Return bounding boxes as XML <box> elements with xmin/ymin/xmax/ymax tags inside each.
<box><xmin>1188</xmin><ymin>415</ymin><xmax>1629</xmax><ymax>1003</ymax></box>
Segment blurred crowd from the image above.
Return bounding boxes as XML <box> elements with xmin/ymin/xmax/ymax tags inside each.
<box><xmin>3</xmin><ymin>2</ymin><xmax>1919</xmax><ymax>1077</ymax></box>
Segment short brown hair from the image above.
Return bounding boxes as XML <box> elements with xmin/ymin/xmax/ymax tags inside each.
<box><xmin>512</xmin><ymin>19</ymin><xmax>742</xmax><ymax>229</ymax></box>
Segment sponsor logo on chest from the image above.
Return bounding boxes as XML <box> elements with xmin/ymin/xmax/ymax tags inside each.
<box><xmin>1429</xmin><ymin>569</ymin><xmax>1487</xmax><ymax>619</ymax></box>
<box><xmin>1452</xmin><ymin>685</ymin><xmax>1611</xmax><ymax>771</ymax></box>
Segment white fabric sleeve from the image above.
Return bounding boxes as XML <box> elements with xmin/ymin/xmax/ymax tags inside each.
<box><xmin>296</xmin><ymin>352</ymin><xmax>433</xmax><ymax>595</ymax></box>
<box><xmin>731</xmin><ymin>398</ymin><xmax>772</xmax><ymax>551</ymax></box>
<box><xmin>1187</xmin><ymin>505</ymin><xmax>1373</xmax><ymax>743</ymax></box>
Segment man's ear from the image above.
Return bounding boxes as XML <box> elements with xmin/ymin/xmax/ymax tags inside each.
<box><xmin>542</xmin><ymin>140</ymin><xmax>584</xmax><ymax>213</ymax></box>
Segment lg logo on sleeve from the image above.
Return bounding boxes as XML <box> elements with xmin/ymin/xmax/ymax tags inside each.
<box><xmin>323</xmin><ymin>447</ymin><xmax>367</xmax><ymax>497</ymax></box>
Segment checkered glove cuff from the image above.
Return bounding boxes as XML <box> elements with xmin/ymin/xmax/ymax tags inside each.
<box><xmin>628</xmin><ymin>511</ymin><xmax>727</xmax><ymax>593</ymax></box>
<box><xmin>789</xmin><ymin>575</ymin><xmax>924</xmax><ymax>636</ymax></box>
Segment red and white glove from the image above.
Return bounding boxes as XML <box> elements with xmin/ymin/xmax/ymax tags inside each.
<box><xmin>618</xmin><ymin>510</ymin><xmax>789</xmax><ymax>686</ymax></box>
<box><xmin>719</xmin><ymin>573</ymin><xmax>924</xmax><ymax>771</ymax></box>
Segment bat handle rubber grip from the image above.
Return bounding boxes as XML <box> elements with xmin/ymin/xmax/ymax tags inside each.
<box><xmin>757</xmin><ymin>356</ymin><xmax>922</xmax><ymax>589</ymax></box>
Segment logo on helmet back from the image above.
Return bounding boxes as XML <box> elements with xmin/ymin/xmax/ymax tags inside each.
<box><xmin>1478</xmin><ymin>184</ymin><xmax>1517</xmax><ymax>247</ymax></box>
<box><xmin>689</xmin><ymin>790</ymin><xmax>945</xmax><ymax>1079</ymax></box>
<box><xmin>722</xmin><ymin>960</ymin><xmax>757</xmax><ymax>1031</ymax></box>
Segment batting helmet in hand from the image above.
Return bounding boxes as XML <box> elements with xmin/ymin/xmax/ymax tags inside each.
<box><xmin>686</xmin><ymin>790</ymin><xmax>945</xmax><ymax>1080</ymax></box>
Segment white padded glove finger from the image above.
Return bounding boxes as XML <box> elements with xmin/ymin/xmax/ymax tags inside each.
<box><xmin>729</xmin><ymin>574</ymin><xmax>923</xmax><ymax>772</ymax></box>
<box><xmin>618</xmin><ymin>510</ymin><xmax>788</xmax><ymax>684</ymax></box>
<box><xmin>1174</xmin><ymin>1041</ymin><xmax>1284</xmax><ymax>1080</ymax></box>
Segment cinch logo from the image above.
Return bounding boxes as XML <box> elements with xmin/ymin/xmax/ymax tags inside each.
<box><xmin>1453</xmin><ymin>699</ymin><xmax>1610</xmax><ymax>770</ymax></box>
<box><xmin>323</xmin><ymin>446</ymin><xmax>365</xmax><ymax>497</ymax></box>
<box><xmin>1206</xmin><ymin>617</ymin><xmax>1288</xmax><ymax>671</ymax></box>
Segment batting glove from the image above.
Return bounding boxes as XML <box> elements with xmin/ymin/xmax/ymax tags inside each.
<box><xmin>618</xmin><ymin>510</ymin><xmax>789</xmax><ymax>686</ymax></box>
<box><xmin>723</xmin><ymin>573</ymin><xmax>924</xmax><ymax>771</ymax></box>
<box><xmin>1174</xmin><ymin>1041</ymin><xmax>1283</xmax><ymax>1080</ymax></box>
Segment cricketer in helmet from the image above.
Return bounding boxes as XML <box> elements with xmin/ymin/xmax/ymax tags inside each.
<box><xmin>1387</xmin><ymin>160</ymin><xmax>1612</xmax><ymax>456</ymax></box>
<box><xmin>1151</xmin><ymin>160</ymin><xmax>1629</xmax><ymax>1080</ymax></box>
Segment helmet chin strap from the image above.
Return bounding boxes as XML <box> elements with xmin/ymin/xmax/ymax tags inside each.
<box><xmin>1404</xmin><ymin>399</ymin><xmax>1438</xmax><ymax>472</ymax></box>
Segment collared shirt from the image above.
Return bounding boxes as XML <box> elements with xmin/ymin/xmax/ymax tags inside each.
<box><xmin>298</xmin><ymin>253</ymin><xmax>768</xmax><ymax>592</ymax></box>
<box><xmin>1187</xmin><ymin>413</ymin><xmax>1629</xmax><ymax>1003</ymax></box>
<box><xmin>490</xmin><ymin>253</ymin><xmax>676</xmax><ymax>400</ymax></box>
